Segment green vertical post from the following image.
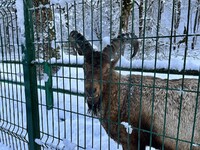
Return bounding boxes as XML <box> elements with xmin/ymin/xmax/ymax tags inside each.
<box><xmin>44</xmin><ymin>62</ymin><xmax>53</xmax><ymax>110</ymax></box>
<box><xmin>22</xmin><ymin>0</ymin><xmax>41</xmax><ymax>150</ymax></box>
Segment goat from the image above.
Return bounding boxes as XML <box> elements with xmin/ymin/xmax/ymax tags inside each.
<box><xmin>70</xmin><ymin>31</ymin><xmax>200</xmax><ymax>150</ymax></box>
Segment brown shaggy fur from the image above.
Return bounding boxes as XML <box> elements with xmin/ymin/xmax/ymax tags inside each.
<box><xmin>84</xmin><ymin>51</ymin><xmax>200</xmax><ymax>150</ymax></box>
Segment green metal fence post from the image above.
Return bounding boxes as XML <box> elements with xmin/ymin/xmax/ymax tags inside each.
<box><xmin>22</xmin><ymin>0</ymin><xmax>41</xmax><ymax>150</ymax></box>
<box><xmin>44</xmin><ymin>62</ymin><xmax>53</xmax><ymax>110</ymax></box>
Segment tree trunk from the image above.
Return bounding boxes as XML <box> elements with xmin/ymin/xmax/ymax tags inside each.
<box><xmin>173</xmin><ymin>0</ymin><xmax>181</xmax><ymax>50</ymax></box>
<box><xmin>192</xmin><ymin>0</ymin><xmax>200</xmax><ymax>49</ymax></box>
<box><xmin>118</xmin><ymin>0</ymin><xmax>133</xmax><ymax>55</ymax></box>
<box><xmin>32</xmin><ymin>0</ymin><xmax>60</xmax><ymax>79</ymax></box>
<box><xmin>120</xmin><ymin>0</ymin><xmax>132</xmax><ymax>33</ymax></box>
<box><xmin>139</xmin><ymin>0</ymin><xmax>144</xmax><ymax>37</ymax></box>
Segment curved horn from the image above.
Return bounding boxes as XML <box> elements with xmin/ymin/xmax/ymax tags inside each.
<box><xmin>69</xmin><ymin>31</ymin><xmax>94</xmax><ymax>55</ymax></box>
<box><xmin>103</xmin><ymin>33</ymin><xmax>139</xmax><ymax>58</ymax></box>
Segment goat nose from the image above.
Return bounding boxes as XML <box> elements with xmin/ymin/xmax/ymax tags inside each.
<box><xmin>86</xmin><ymin>88</ymin><xmax>97</xmax><ymax>96</ymax></box>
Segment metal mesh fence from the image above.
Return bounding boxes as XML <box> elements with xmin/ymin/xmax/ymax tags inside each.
<box><xmin>0</xmin><ymin>0</ymin><xmax>200</xmax><ymax>150</ymax></box>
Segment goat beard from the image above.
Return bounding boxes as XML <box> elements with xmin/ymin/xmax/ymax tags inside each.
<box><xmin>87</xmin><ymin>97</ymin><xmax>102</xmax><ymax>116</ymax></box>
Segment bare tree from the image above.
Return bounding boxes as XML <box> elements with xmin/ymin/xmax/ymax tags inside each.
<box><xmin>173</xmin><ymin>0</ymin><xmax>181</xmax><ymax>50</ymax></box>
<box><xmin>118</xmin><ymin>0</ymin><xmax>141</xmax><ymax>57</ymax></box>
<box><xmin>192</xmin><ymin>0</ymin><xmax>200</xmax><ymax>49</ymax></box>
<box><xmin>63</xmin><ymin>0</ymin><xmax>198</xmax><ymax>58</ymax></box>
<box><xmin>177</xmin><ymin>26</ymin><xmax>187</xmax><ymax>48</ymax></box>
<box><xmin>139</xmin><ymin>0</ymin><xmax>144</xmax><ymax>37</ymax></box>
<box><xmin>120</xmin><ymin>0</ymin><xmax>132</xmax><ymax>33</ymax></box>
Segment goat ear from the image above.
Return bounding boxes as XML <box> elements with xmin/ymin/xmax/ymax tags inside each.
<box><xmin>102</xmin><ymin>46</ymin><xmax>119</xmax><ymax>68</ymax></box>
<box><xmin>102</xmin><ymin>46</ymin><xmax>112</xmax><ymax>56</ymax></box>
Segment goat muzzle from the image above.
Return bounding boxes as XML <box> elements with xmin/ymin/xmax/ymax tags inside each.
<box><xmin>87</xmin><ymin>95</ymin><xmax>100</xmax><ymax>106</ymax></box>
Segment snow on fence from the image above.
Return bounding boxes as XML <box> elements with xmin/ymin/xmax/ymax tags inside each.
<box><xmin>0</xmin><ymin>0</ymin><xmax>200</xmax><ymax>150</ymax></box>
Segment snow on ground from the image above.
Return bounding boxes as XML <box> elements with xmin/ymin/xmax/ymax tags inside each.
<box><xmin>0</xmin><ymin>143</ymin><xmax>12</xmax><ymax>150</ymax></box>
<box><xmin>48</xmin><ymin>52</ymin><xmax>200</xmax><ymax>72</ymax></box>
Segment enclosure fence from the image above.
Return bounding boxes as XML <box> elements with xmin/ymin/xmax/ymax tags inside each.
<box><xmin>0</xmin><ymin>0</ymin><xmax>200</xmax><ymax>150</ymax></box>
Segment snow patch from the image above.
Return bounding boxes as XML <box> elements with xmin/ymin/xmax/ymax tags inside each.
<box><xmin>31</xmin><ymin>58</ymin><xmax>45</xmax><ymax>64</ymax></box>
<box><xmin>50</xmin><ymin>0</ymin><xmax>82</xmax><ymax>5</ymax></box>
<box><xmin>193</xmin><ymin>144</ymin><xmax>200</xmax><ymax>147</ymax></box>
<box><xmin>177</xmin><ymin>87</ymin><xmax>185</xmax><ymax>96</ymax></box>
<box><xmin>16</xmin><ymin>0</ymin><xmax>25</xmax><ymax>44</ymax></box>
<box><xmin>121</xmin><ymin>122</ymin><xmax>133</xmax><ymax>134</ymax></box>
<box><xmin>0</xmin><ymin>143</ymin><xmax>12</xmax><ymax>150</ymax></box>
<box><xmin>48</xmin><ymin>57</ymin><xmax>57</xmax><ymax>63</ymax></box>
<box><xmin>103</xmin><ymin>36</ymin><xmax>110</xmax><ymax>45</ymax></box>
<box><xmin>35</xmin><ymin>139</ymin><xmax>44</xmax><ymax>146</ymax></box>
<box><xmin>50</xmin><ymin>55</ymin><xmax>84</xmax><ymax>65</ymax></box>
<box><xmin>146</xmin><ymin>146</ymin><xmax>157</xmax><ymax>150</ymax></box>
<box><xmin>86</xmin><ymin>147</ymin><xmax>97</xmax><ymax>150</ymax></box>
<box><xmin>43</xmin><ymin>73</ymin><xmax>49</xmax><ymax>82</ymax></box>
<box><xmin>118</xmin><ymin>56</ymin><xmax>200</xmax><ymax>71</ymax></box>
<box><xmin>63</xmin><ymin>139</ymin><xmax>77</xmax><ymax>150</ymax></box>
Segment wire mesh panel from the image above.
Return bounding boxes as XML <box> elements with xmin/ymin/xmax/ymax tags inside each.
<box><xmin>0</xmin><ymin>0</ymin><xmax>28</xmax><ymax>150</ymax></box>
<box><xmin>28</xmin><ymin>2</ymin><xmax>90</xmax><ymax>149</ymax></box>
